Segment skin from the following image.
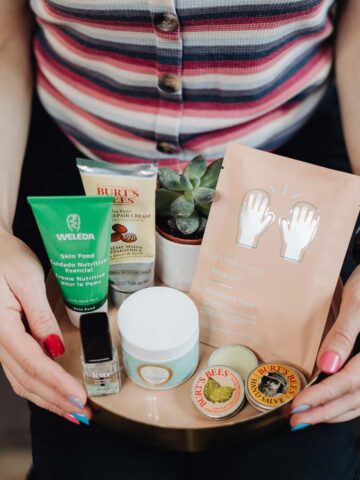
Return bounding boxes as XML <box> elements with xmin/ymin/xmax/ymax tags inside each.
<box><xmin>0</xmin><ymin>1</ymin><xmax>91</xmax><ymax>422</ymax></box>
<box><xmin>0</xmin><ymin>1</ymin><xmax>359</xmax><ymax>429</ymax></box>
<box><xmin>290</xmin><ymin>0</ymin><xmax>360</xmax><ymax>428</ymax></box>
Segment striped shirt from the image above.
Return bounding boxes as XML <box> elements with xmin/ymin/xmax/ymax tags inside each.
<box><xmin>30</xmin><ymin>0</ymin><xmax>336</xmax><ymax>167</ymax></box>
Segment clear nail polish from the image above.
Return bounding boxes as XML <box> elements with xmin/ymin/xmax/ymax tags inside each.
<box><xmin>80</xmin><ymin>312</ymin><xmax>121</xmax><ymax>396</ymax></box>
<box><xmin>67</xmin><ymin>396</ymin><xmax>85</xmax><ymax>409</ymax></box>
<box><xmin>291</xmin><ymin>404</ymin><xmax>311</xmax><ymax>414</ymax></box>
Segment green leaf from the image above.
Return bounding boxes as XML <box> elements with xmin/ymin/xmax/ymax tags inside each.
<box><xmin>200</xmin><ymin>158</ymin><xmax>223</xmax><ymax>189</ymax></box>
<box><xmin>190</xmin><ymin>177</ymin><xmax>201</xmax><ymax>190</ymax></box>
<box><xmin>204</xmin><ymin>378</ymin><xmax>221</xmax><ymax>402</ymax></box>
<box><xmin>193</xmin><ymin>187</ymin><xmax>216</xmax><ymax>205</ymax></box>
<box><xmin>180</xmin><ymin>174</ymin><xmax>193</xmax><ymax>192</ymax></box>
<box><xmin>156</xmin><ymin>189</ymin><xmax>181</xmax><ymax>216</ymax></box>
<box><xmin>183</xmin><ymin>155</ymin><xmax>207</xmax><ymax>181</ymax></box>
<box><xmin>176</xmin><ymin>215</ymin><xmax>200</xmax><ymax>235</ymax></box>
<box><xmin>209</xmin><ymin>386</ymin><xmax>234</xmax><ymax>403</ymax></box>
<box><xmin>170</xmin><ymin>193</ymin><xmax>194</xmax><ymax>219</ymax></box>
<box><xmin>195</xmin><ymin>203</ymin><xmax>211</xmax><ymax>218</ymax></box>
<box><xmin>158</xmin><ymin>168</ymin><xmax>183</xmax><ymax>191</ymax></box>
<box><xmin>198</xmin><ymin>217</ymin><xmax>207</xmax><ymax>233</ymax></box>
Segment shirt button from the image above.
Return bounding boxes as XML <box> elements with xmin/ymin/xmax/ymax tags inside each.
<box><xmin>154</xmin><ymin>13</ymin><xmax>179</xmax><ymax>33</ymax></box>
<box><xmin>157</xmin><ymin>141</ymin><xmax>179</xmax><ymax>154</ymax></box>
<box><xmin>158</xmin><ymin>74</ymin><xmax>181</xmax><ymax>93</ymax></box>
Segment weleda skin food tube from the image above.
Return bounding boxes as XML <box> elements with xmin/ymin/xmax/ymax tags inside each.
<box><xmin>28</xmin><ymin>196</ymin><xmax>113</xmax><ymax>327</ymax></box>
<box><xmin>77</xmin><ymin>158</ymin><xmax>157</xmax><ymax>306</ymax></box>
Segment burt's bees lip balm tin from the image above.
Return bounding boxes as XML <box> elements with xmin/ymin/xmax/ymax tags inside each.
<box><xmin>191</xmin><ymin>366</ymin><xmax>245</xmax><ymax>419</ymax></box>
<box><xmin>245</xmin><ymin>362</ymin><xmax>304</xmax><ymax>412</ymax></box>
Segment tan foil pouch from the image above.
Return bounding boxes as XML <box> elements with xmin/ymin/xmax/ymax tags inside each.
<box><xmin>190</xmin><ymin>143</ymin><xmax>360</xmax><ymax>377</ymax></box>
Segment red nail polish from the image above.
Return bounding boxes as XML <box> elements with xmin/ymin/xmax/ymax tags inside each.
<box><xmin>319</xmin><ymin>351</ymin><xmax>341</xmax><ymax>374</ymax></box>
<box><xmin>64</xmin><ymin>414</ymin><xmax>80</xmax><ymax>425</ymax></box>
<box><xmin>43</xmin><ymin>335</ymin><xmax>65</xmax><ymax>358</ymax></box>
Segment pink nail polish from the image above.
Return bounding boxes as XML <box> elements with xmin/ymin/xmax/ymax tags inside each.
<box><xmin>64</xmin><ymin>413</ymin><xmax>80</xmax><ymax>425</ymax></box>
<box><xmin>319</xmin><ymin>351</ymin><xmax>341</xmax><ymax>374</ymax></box>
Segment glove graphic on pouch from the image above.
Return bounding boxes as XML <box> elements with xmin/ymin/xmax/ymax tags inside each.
<box><xmin>236</xmin><ymin>190</ymin><xmax>319</xmax><ymax>263</ymax></box>
<box><xmin>236</xmin><ymin>189</ymin><xmax>275</xmax><ymax>249</ymax></box>
<box><xmin>280</xmin><ymin>202</ymin><xmax>319</xmax><ymax>263</ymax></box>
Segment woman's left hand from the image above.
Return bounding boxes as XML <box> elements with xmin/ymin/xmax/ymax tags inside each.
<box><xmin>290</xmin><ymin>264</ymin><xmax>360</xmax><ymax>428</ymax></box>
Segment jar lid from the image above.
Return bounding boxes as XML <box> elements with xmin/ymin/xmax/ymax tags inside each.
<box><xmin>118</xmin><ymin>287</ymin><xmax>199</xmax><ymax>363</ymax></box>
<box><xmin>208</xmin><ymin>344</ymin><xmax>258</xmax><ymax>381</ymax></box>
<box><xmin>191</xmin><ymin>366</ymin><xmax>245</xmax><ymax>419</ymax></box>
<box><xmin>245</xmin><ymin>362</ymin><xmax>302</xmax><ymax>412</ymax></box>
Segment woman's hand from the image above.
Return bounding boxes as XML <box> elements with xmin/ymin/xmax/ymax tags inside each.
<box><xmin>290</xmin><ymin>264</ymin><xmax>360</xmax><ymax>429</ymax></box>
<box><xmin>0</xmin><ymin>228</ymin><xmax>92</xmax><ymax>425</ymax></box>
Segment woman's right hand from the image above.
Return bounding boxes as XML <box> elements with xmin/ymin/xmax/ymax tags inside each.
<box><xmin>0</xmin><ymin>228</ymin><xmax>92</xmax><ymax>425</ymax></box>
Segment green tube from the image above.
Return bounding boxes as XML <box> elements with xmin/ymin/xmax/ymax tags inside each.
<box><xmin>28</xmin><ymin>196</ymin><xmax>113</xmax><ymax>327</ymax></box>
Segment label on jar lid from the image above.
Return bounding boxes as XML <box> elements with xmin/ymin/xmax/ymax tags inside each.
<box><xmin>191</xmin><ymin>366</ymin><xmax>244</xmax><ymax>419</ymax></box>
<box><xmin>137</xmin><ymin>365</ymin><xmax>173</xmax><ymax>386</ymax></box>
<box><xmin>246</xmin><ymin>362</ymin><xmax>302</xmax><ymax>411</ymax></box>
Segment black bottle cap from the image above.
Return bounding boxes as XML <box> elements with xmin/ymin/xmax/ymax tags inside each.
<box><xmin>80</xmin><ymin>312</ymin><xmax>113</xmax><ymax>363</ymax></box>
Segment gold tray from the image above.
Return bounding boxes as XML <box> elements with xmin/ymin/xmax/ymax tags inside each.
<box><xmin>47</xmin><ymin>273</ymin><xmax>341</xmax><ymax>452</ymax></box>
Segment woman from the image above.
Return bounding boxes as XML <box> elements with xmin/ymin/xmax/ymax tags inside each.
<box><xmin>1</xmin><ymin>1</ymin><xmax>360</xmax><ymax>478</ymax></box>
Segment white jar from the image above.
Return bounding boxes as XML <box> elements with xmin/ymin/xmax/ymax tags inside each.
<box><xmin>117</xmin><ymin>287</ymin><xmax>199</xmax><ymax>389</ymax></box>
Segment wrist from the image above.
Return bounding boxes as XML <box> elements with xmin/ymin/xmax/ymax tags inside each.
<box><xmin>0</xmin><ymin>221</ymin><xmax>13</xmax><ymax>237</ymax></box>
<box><xmin>237</xmin><ymin>230</ymin><xmax>257</xmax><ymax>248</ymax></box>
<box><xmin>282</xmin><ymin>244</ymin><xmax>303</xmax><ymax>263</ymax></box>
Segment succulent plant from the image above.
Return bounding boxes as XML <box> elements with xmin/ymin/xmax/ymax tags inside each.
<box><xmin>156</xmin><ymin>155</ymin><xmax>222</xmax><ymax>236</ymax></box>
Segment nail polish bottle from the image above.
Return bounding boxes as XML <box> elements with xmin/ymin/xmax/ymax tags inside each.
<box><xmin>80</xmin><ymin>312</ymin><xmax>121</xmax><ymax>396</ymax></box>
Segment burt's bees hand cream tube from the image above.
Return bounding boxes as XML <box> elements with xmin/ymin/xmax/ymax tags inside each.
<box><xmin>77</xmin><ymin>158</ymin><xmax>157</xmax><ymax>306</ymax></box>
<box><xmin>28</xmin><ymin>196</ymin><xmax>113</xmax><ymax>327</ymax></box>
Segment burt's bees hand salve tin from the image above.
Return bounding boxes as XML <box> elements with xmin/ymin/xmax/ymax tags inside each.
<box><xmin>245</xmin><ymin>362</ymin><xmax>304</xmax><ymax>412</ymax></box>
<box><xmin>191</xmin><ymin>366</ymin><xmax>245</xmax><ymax>419</ymax></box>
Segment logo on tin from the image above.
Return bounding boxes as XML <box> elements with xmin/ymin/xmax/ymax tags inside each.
<box><xmin>191</xmin><ymin>367</ymin><xmax>244</xmax><ymax>418</ymax></box>
<box><xmin>203</xmin><ymin>377</ymin><xmax>234</xmax><ymax>403</ymax></box>
<box><xmin>247</xmin><ymin>363</ymin><xmax>301</xmax><ymax>409</ymax></box>
<box><xmin>258</xmin><ymin>372</ymin><xmax>289</xmax><ymax>397</ymax></box>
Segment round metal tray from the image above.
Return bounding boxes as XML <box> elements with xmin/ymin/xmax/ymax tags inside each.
<box><xmin>47</xmin><ymin>273</ymin><xmax>341</xmax><ymax>452</ymax></box>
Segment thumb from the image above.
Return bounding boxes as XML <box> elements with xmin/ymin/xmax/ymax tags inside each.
<box><xmin>261</xmin><ymin>211</ymin><xmax>275</xmax><ymax>230</ymax></box>
<box><xmin>14</xmin><ymin>278</ymin><xmax>65</xmax><ymax>358</ymax></box>
<box><xmin>317</xmin><ymin>297</ymin><xmax>359</xmax><ymax>374</ymax></box>
<box><xmin>280</xmin><ymin>217</ymin><xmax>289</xmax><ymax>236</ymax></box>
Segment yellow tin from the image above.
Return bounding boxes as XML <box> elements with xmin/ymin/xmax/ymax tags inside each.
<box><xmin>245</xmin><ymin>362</ymin><xmax>303</xmax><ymax>412</ymax></box>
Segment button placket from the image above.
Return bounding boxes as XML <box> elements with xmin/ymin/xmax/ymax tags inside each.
<box><xmin>158</xmin><ymin>73</ymin><xmax>181</xmax><ymax>94</ymax></box>
<box><xmin>147</xmin><ymin>0</ymin><xmax>184</xmax><ymax>159</ymax></box>
<box><xmin>154</xmin><ymin>13</ymin><xmax>179</xmax><ymax>33</ymax></box>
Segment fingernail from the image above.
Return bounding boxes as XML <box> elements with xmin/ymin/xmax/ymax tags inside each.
<box><xmin>64</xmin><ymin>414</ymin><xmax>80</xmax><ymax>425</ymax></box>
<box><xmin>43</xmin><ymin>335</ymin><xmax>65</xmax><ymax>358</ymax></box>
<box><xmin>291</xmin><ymin>404</ymin><xmax>311</xmax><ymax>414</ymax></box>
<box><xmin>319</xmin><ymin>351</ymin><xmax>341</xmax><ymax>374</ymax></box>
<box><xmin>68</xmin><ymin>396</ymin><xmax>85</xmax><ymax>409</ymax></box>
<box><xmin>71</xmin><ymin>413</ymin><xmax>90</xmax><ymax>426</ymax></box>
<box><xmin>291</xmin><ymin>423</ymin><xmax>311</xmax><ymax>432</ymax></box>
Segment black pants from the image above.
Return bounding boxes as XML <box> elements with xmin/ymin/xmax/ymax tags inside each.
<box><xmin>15</xmin><ymin>86</ymin><xmax>359</xmax><ymax>480</ymax></box>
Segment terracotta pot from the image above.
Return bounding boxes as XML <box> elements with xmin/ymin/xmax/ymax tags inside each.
<box><xmin>155</xmin><ymin>226</ymin><xmax>202</xmax><ymax>292</ymax></box>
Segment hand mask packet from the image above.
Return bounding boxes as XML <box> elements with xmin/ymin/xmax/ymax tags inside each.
<box><xmin>190</xmin><ymin>143</ymin><xmax>360</xmax><ymax>377</ymax></box>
